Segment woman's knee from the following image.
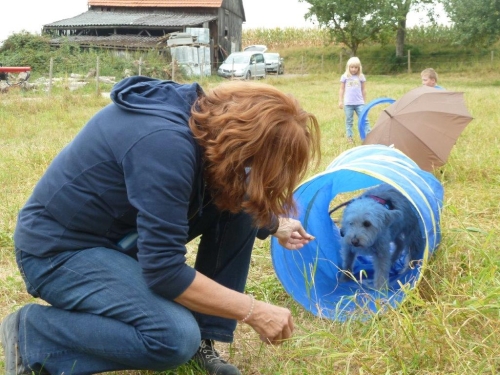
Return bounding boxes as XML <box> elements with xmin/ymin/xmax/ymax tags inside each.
<box><xmin>142</xmin><ymin>321</ymin><xmax>201</xmax><ymax>370</ymax></box>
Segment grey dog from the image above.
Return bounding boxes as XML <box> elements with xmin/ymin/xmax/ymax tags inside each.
<box><xmin>338</xmin><ymin>184</ymin><xmax>424</xmax><ymax>290</ymax></box>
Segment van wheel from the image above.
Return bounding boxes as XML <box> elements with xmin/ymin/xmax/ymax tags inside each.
<box><xmin>245</xmin><ymin>71</ymin><xmax>251</xmax><ymax>80</ymax></box>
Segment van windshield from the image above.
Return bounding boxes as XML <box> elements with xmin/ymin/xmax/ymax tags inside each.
<box><xmin>225</xmin><ymin>54</ymin><xmax>250</xmax><ymax>64</ymax></box>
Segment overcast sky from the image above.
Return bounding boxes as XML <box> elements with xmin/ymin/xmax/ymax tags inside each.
<box><xmin>0</xmin><ymin>0</ymin><xmax>448</xmax><ymax>45</ymax></box>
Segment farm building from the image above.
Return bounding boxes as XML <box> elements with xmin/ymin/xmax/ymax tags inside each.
<box><xmin>42</xmin><ymin>0</ymin><xmax>246</xmax><ymax>73</ymax></box>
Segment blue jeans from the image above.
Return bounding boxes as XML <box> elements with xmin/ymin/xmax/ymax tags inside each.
<box><xmin>344</xmin><ymin>104</ymin><xmax>370</xmax><ymax>139</ymax></box>
<box><xmin>15</xmin><ymin>202</ymin><xmax>257</xmax><ymax>374</ymax></box>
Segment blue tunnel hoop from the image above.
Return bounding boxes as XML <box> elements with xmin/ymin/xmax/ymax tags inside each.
<box><xmin>271</xmin><ymin>145</ymin><xmax>443</xmax><ymax>321</ymax></box>
<box><xmin>358</xmin><ymin>97</ymin><xmax>395</xmax><ymax>141</ymax></box>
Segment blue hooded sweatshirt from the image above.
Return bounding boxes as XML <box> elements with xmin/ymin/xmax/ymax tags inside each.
<box><xmin>14</xmin><ymin>76</ymin><xmax>206</xmax><ymax>300</ymax></box>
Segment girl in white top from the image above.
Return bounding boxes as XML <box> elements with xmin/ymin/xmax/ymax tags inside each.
<box><xmin>338</xmin><ymin>57</ymin><xmax>370</xmax><ymax>143</ymax></box>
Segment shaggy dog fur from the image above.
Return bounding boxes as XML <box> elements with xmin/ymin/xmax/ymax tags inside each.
<box><xmin>339</xmin><ymin>184</ymin><xmax>424</xmax><ymax>289</ymax></box>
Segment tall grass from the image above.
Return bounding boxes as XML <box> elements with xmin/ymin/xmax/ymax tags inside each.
<box><xmin>1</xmin><ymin>71</ymin><xmax>499</xmax><ymax>374</ymax></box>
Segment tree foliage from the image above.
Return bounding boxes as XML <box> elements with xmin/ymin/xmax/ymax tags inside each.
<box><xmin>441</xmin><ymin>0</ymin><xmax>500</xmax><ymax>47</ymax></box>
<box><xmin>300</xmin><ymin>0</ymin><xmax>395</xmax><ymax>55</ymax></box>
<box><xmin>300</xmin><ymin>0</ymin><xmax>440</xmax><ymax>56</ymax></box>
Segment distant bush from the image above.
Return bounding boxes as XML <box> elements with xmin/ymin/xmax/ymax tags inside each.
<box><xmin>0</xmin><ymin>32</ymin><xmax>185</xmax><ymax>80</ymax></box>
<box><xmin>0</xmin><ymin>31</ymin><xmax>52</xmax><ymax>72</ymax></box>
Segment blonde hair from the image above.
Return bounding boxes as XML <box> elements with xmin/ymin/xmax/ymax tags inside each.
<box><xmin>421</xmin><ymin>68</ymin><xmax>438</xmax><ymax>82</ymax></box>
<box><xmin>345</xmin><ymin>56</ymin><xmax>364</xmax><ymax>78</ymax></box>
<box><xmin>189</xmin><ymin>81</ymin><xmax>321</xmax><ymax>227</ymax></box>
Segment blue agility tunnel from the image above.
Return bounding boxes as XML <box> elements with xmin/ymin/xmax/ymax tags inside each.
<box><xmin>358</xmin><ymin>97</ymin><xmax>395</xmax><ymax>141</ymax></box>
<box><xmin>271</xmin><ymin>145</ymin><xmax>443</xmax><ymax>320</ymax></box>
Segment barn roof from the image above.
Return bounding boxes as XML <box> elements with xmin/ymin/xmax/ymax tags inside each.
<box><xmin>88</xmin><ymin>0</ymin><xmax>223</xmax><ymax>7</ymax></box>
<box><xmin>43</xmin><ymin>10</ymin><xmax>218</xmax><ymax>29</ymax></box>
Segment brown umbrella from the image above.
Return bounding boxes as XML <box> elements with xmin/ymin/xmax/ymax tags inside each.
<box><xmin>363</xmin><ymin>86</ymin><xmax>473</xmax><ymax>171</ymax></box>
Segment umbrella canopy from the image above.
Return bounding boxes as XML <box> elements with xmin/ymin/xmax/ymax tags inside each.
<box><xmin>363</xmin><ymin>86</ymin><xmax>473</xmax><ymax>171</ymax></box>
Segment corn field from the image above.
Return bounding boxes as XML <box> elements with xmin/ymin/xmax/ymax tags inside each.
<box><xmin>243</xmin><ymin>27</ymin><xmax>330</xmax><ymax>49</ymax></box>
<box><xmin>243</xmin><ymin>25</ymin><xmax>478</xmax><ymax>49</ymax></box>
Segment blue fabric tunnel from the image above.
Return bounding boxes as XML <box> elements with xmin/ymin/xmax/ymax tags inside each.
<box><xmin>271</xmin><ymin>145</ymin><xmax>444</xmax><ymax>321</ymax></box>
<box><xmin>358</xmin><ymin>97</ymin><xmax>395</xmax><ymax>141</ymax></box>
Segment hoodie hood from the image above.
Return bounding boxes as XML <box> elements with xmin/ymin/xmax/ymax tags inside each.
<box><xmin>110</xmin><ymin>76</ymin><xmax>203</xmax><ymax>125</ymax></box>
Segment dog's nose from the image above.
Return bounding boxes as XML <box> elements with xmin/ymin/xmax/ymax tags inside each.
<box><xmin>351</xmin><ymin>238</ymin><xmax>360</xmax><ymax>247</ymax></box>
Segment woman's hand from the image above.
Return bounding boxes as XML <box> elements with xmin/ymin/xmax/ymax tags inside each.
<box><xmin>273</xmin><ymin>218</ymin><xmax>315</xmax><ymax>250</ymax></box>
<box><xmin>244</xmin><ymin>299</ymin><xmax>294</xmax><ymax>345</ymax></box>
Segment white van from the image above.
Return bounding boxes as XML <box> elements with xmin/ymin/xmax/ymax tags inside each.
<box><xmin>217</xmin><ymin>51</ymin><xmax>266</xmax><ymax>80</ymax></box>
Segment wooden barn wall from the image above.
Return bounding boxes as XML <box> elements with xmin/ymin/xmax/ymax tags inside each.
<box><xmin>218</xmin><ymin>0</ymin><xmax>244</xmax><ymax>57</ymax></box>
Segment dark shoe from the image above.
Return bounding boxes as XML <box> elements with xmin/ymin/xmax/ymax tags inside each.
<box><xmin>191</xmin><ymin>339</ymin><xmax>241</xmax><ymax>375</ymax></box>
<box><xmin>1</xmin><ymin>311</ymin><xmax>29</xmax><ymax>375</ymax></box>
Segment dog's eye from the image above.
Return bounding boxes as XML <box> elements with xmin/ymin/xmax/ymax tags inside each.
<box><xmin>363</xmin><ymin>221</ymin><xmax>371</xmax><ymax>228</ymax></box>
<box><xmin>340</xmin><ymin>229</ymin><xmax>345</xmax><ymax>237</ymax></box>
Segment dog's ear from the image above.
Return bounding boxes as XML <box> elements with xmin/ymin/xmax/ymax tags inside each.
<box><xmin>388</xmin><ymin>208</ymin><xmax>404</xmax><ymax>223</ymax></box>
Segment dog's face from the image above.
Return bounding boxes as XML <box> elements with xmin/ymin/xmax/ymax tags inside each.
<box><xmin>340</xmin><ymin>198</ymin><xmax>400</xmax><ymax>249</ymax></box>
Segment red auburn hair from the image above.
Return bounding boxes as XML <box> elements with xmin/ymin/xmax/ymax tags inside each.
<box><xmin>189</xmin><ymin>80</ymin><xmax>320</xmax><ymax>227</ymax></box>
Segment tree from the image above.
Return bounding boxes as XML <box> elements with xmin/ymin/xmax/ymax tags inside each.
<box><xmin>393</xmin><ymin>0</ymin><xmax>412</xmax><ymax>57</ymax></box>
<box><xmin>301</xmin><ymin>0</ymin><xmax>438</xmax><ymax>57</ymax></box>
<box><xmin>300</xmin><ymin>0</ymin><xmax>393</xmax><ymax>56</ymax></box>
<box><xmin>441</xmin><ymin>0</ymin><xmax>500</xmax><ymax>47</ymax></box>
<box><xmin>390</xmin><ymin>0</ymin><xmax>437</xmax><ymax>57</ymax></box>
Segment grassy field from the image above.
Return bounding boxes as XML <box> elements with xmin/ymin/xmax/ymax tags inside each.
<box><xmin>1</xmin><ymin>71</ymin><xmax>499</xmax><ymax>374</ymax></box>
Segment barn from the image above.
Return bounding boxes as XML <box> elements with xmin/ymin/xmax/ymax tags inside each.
<box><xmin>42</xmin><ymin>0</ymin><xmax>246</xmax><ymax>72</ymax></box>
